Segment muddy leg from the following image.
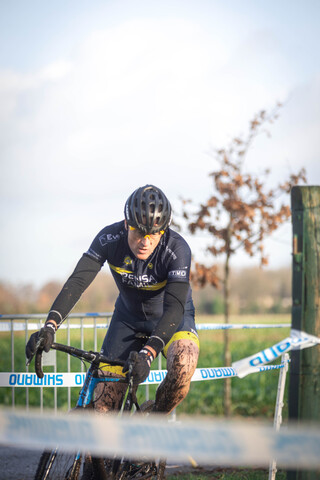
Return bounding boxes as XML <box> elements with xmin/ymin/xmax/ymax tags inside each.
<box><xmin>94</xmin><ymin>372</ymin><xmax>128</xmax><ymax>413</ymax></box>
<box><xmin>154</xmin><ymin>339</ymin><xmax>199</xmax><ymax>414</ymax></box>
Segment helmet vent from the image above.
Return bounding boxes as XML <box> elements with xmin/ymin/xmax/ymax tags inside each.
<box><xmin>124</xmin><ymin>184</ymin><xmax>172</xmax><ymax>234</ymax></box>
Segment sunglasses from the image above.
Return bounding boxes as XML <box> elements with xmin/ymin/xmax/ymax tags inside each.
<box><xmin>128</xmin><ymin>225</ymin><xmax>164</xmax><ymax>240</ymax></box>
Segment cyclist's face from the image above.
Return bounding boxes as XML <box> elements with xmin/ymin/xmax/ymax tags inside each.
<box><xmin>126</xmin><ymin>223</ymin><xmax>163</xmax><ymax>260</ymax></box>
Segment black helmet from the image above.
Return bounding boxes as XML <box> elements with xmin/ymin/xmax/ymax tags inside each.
<box><xmin>124</xmin><ymin>184</ymin><xmax>172</xmax><ymax>234</ymax></box>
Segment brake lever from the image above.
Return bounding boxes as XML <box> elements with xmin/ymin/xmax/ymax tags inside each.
<box><xmin>25</xmin><ymin>338</ymin><xmax>44</xmax><ymax>367</ymax></box>
<box><xmin>126</xmin><ymin>350</ymin><xmax>139</xmax><ymax>389</ymax></box>
<box><xmin>127</xmin><ymin>351</ymin><xmax>138</xmax><ymax>374</ymax></box>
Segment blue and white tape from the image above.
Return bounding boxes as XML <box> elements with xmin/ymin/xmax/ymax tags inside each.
<box><xmin>0</xmin><ymin>321</ymin><xmax>290</xmax><ymax>332</ymax></box>
<box><xmin>1</xmin><ymin>330</ymin><xmax>317</xmax><ymax>387</ymax></box>
<box><xmin>0</xmin><ymin>362</ymin><xmax>288</xmax><ymax>388</ymax></box>
<box><xmin>0</xmin><ymin>408</ymin><xmax>320</xmax><ymax>469</ymax></box>
<box><xmin>196</xmin><ymin>323</ymin><xmax>290</xmax><ymax>330</ymax></box>
<box><xmin>232</xmin><ymin>329</ymin><xmax>320</xmax><ymax>377</ymax></box>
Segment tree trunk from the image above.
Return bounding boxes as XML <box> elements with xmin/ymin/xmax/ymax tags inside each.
<box><xmin>223</xmin><ymin>246</ymin><xmax>232</xmax><ymax>417</ymax></box>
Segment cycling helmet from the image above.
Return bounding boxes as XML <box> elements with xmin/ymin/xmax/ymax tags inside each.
<box><xmin>124</xmin><ymin>185</ymin><xmax>172</xmax><ymax>234</ymax></box>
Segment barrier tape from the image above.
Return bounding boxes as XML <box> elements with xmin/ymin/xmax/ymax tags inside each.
<box><xmin>0</xmin><ymin>321</ymin><xmax>290</xmax><ymax>332</ymax></box>
<box><xmin>197</xmin><ymin>323</ymin><xmax>290</xmax><ymax>330</ymax></box>
<box><xmin>0</xmin><ymin>408</ymin><xmax>320</xmax><ymax>469</ymax></box>
<box><xmin>0</xmin><ymin>362</ymin><xmax>288</xmax><ymax>388</ymax></box>
<box><xmin>0</xmin><ymin>322</ymin><xmax>109</xmax><ymax>332</ymax></box>
<box><xmin>1</xmin><ymin>329</ymin><xmax>317</xmax><ymax>387</ymax></box>
<box><xmin>2</xmin><ymin>328</ymin><xmax>315</xmax><ymax>387</ymax></box>
<box><xmin>0</xmin><ymin>313</ymin><xmax>112</xmax><ymax>318</ymax></box>
<box><xmin>233</xmin><ymin>329</ymin><xmax>320</xmax><ymax>377</ymax></box>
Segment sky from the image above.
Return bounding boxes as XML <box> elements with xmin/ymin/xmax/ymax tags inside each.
<box><xmin>1</xmin><ymin>0</ymin><xmax>319</xmax><ymax>287</ymax></box>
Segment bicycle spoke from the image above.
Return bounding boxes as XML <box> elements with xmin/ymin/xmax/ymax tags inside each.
<box><xmin>35</xmin><ymin>449</ymin><xmax>82</xmax><ymax>480</ymax></box>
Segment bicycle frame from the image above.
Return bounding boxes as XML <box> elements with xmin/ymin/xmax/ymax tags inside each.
<box><xmin>32</xmin><ymin>343</ymin><xmax>163</xmax><ymax>479</ymax></box>
<box><xmin>32</xmin><ymin>344</ymin><xmax>128</xmax><ymax>477</ymax></box>
<box><xmin>76</xmin><ymin>361</ymin><xmax>126</xmax><ymax>408</ymax></box>
<box><xmin>61</xmin><ymin>363</ymin><xmax>129</xmax><ymax>478</ymax></box>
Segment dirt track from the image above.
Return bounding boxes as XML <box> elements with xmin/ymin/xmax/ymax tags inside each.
<box><xmin>0</xmin><ymin>446</ymin><xmax>41</xmax><ymax>479</ymax></box>
<box><xmin>0</xmin><ymin>446</ymin><xmax>275</xmax><ymax>479</ymax></box>
<box><xmin>0</xmin><ymin>446</ymin><xmax>209</xmax><ymax>479</ymax></box>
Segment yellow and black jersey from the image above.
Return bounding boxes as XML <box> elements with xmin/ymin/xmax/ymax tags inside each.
<box><xmin>85</xmin><ymin>220</ymin><xmax>192</xmax><ymax>319</ymax></box>
<box><xmin>46</xmin><ymin>220</ymin><xmax>196</xmax><ymax>354</ymax></box>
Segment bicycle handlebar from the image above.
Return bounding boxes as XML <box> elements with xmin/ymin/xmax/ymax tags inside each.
<box><xmin>34</xmin><ymin>342</ymin><xmax>126</xmax><ymax>379</ymax></box>
<box><xmin>35</xmin><ymin>347</ymin><xmax>44</xmax><ymax>378</ymax></box>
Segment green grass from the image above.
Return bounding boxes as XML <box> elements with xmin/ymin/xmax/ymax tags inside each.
<box><xmin>0</xmin><ymin>314</ymin><xmax>291</xmax><ymax>418</ymax></box>
<box><xmin>175</xmin><ymin>314</ymin><xmax>290</xmax><ymax>419</ymax></box>
<box><xmin>166</xmin><ymin>468</ymin><xmax>286</xmax><ymax>479</ymax></box>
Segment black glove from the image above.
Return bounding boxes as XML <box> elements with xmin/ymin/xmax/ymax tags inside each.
<box><xmin>25</xmin><ymin>323</ymin><xmax>55</xmax><ymax>362</ymax></box>
<box><xmin>122</xmin><ymin>348</ymin><xmax>154</xmax><ymax>385</ymax></box>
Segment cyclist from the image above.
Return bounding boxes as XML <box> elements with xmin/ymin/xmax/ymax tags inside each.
<box><xmin>26</xmin><ymin>184</ymin><xmax>199</xmax><ymax>414</ymax></box>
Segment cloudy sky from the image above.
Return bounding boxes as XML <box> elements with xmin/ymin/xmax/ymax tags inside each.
<box><xmin>1</xmin><ymin>0</ymin><xmax>319</xmax><ymax>287</ymax></box>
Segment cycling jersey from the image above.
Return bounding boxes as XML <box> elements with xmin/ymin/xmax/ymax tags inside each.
<box><xmin>86</xmin><ymin>221</ymin><xmax>192</xmax><ymax>317</ymax></box>
<box><xmin>47</xmin><ymin>220</ymin><xmax>197</xmax><ymax>354</ymax></box>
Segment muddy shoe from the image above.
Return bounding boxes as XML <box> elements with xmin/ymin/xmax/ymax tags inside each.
<box><xmin>127</xmin><ymin>460</ymin><xmax>156</xmax><ymax>478</ymax></box>
<box><xmin>139</xmin><ymin>399</ymin><xmax>155</xmax><ymax>413</ymax></box>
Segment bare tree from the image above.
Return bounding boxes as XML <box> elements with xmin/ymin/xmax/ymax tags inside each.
<box><xmin>183</xmin><ymin>104</ymin><xmax>307</xmax><ymax>416</ymax></box>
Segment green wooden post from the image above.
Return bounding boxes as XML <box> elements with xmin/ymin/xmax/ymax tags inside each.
<box><xmin>288</xmin><ymin>185</ymin><xmax>320</xmax><ymax>480</ymax></box>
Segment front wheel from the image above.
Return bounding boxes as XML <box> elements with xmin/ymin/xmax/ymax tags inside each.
<box><xmin>91</xmin><ymin>401</ymin><xmax>166</xmax><ymax>479</ymax></box>
<box><xmin>34</xmin><ymin>448</ymin><xmax>82</xmax><ymax>480</ymax></box>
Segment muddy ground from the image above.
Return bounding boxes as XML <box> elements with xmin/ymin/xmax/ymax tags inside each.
<box><xmin>0</xmin><ymin>446</ymin><xmax>222</xmax><ymax>479</ymax></box>
<box><xmin>1</xmin><ymin>446</ymin><xmax>285</xmax><ymax>479</ymax></box>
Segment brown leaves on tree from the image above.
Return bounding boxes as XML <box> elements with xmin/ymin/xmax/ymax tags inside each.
<box><xmin>190</xmin><ymin>262</ymin><xmax>220</xmax><ymax>289</ymax></box>
<box><xmin>183</xmin><ymin>104</ymin><xmax>307</xmax><ymax>290</ymax></box>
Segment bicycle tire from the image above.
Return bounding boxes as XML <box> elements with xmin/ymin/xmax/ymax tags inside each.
<box><xmin>34</xmin><ymin>448</ymin><xmax>82</xmax><ymax>480</ymax></box>
<box><xmin>90</xmin><ymin>456</ymin><xmax>110</xmax><ymax>480</ymax></box>
<box><xmin>110</xmin><ymin>399</ymin><xmax>166</xmax><ymax>479</ymax></box>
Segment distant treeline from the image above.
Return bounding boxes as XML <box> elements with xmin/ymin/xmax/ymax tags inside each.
<box><xmin>0</xmin><ymin>265</ymin><xmax>291</xmax><ymax>315</ymax></box>
<box><xmin>195</xmin><ymin>265</ymin><xmax>291</xmax><ymax>315</ymax></box>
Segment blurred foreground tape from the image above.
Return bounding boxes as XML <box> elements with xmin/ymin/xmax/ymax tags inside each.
<box><xmin>233</xmin><ymin>329</ymin><xmax>320</xmax><ymax>378</ymax></box>
<box><xmin>0</xmin><ymin>408</ymin><xmax>319</xmax><ymax>469</ymax></box>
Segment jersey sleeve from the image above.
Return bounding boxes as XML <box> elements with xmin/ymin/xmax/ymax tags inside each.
<box><xmin>166</xmin><ymin>237</ymin><xmax>192</xmax><ymax>284</ymax></box>
<box><xmin>145</xmin><ymin>281</ymin><xmax>190</xmax><ymax>354</ymax></box>
<box><xmin>85</xmin><ymin>223</ymin><xmax>125</xmax><ymax>265</ymax></box>
<box><xmin>145</xmin><ymin>235</ymin><xmax>192</xmax><ymax>355</ymax></box>
<box><xmin>85</xmin><ymin>229</ymin><xmax>110</xmax><ymax>265</ymax></box>
<box><xmin>46</xmin><ymin>223</ymin><xmax>123</xmax><ymax>327</ymax></box>
<box><xmin>46</xmin><ymin>254</ymin><xmax>102</xmax><ymax>327</ymax></box>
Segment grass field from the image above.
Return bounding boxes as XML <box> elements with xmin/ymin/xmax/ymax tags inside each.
<box><xmin>0</xmin><ymin>313</ymin><xmax>291</xmax><ymax>417</ymax></box>
<box><xmin>176</xmin><ymin>313</ymin><xmax>291</xmax><ymax>418</ymax></box>
<box><xmin>0</xmin><ymin>314</ymin><xmax>291</xmax><ymax>479</ymax></box>
<box><xmin>165</xmin><ymin>467</ymin><xmax>286</xmax><ymax>479</ymax></box>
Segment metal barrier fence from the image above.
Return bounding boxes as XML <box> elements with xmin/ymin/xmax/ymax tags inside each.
<box><xmin>1</xmin><ymin>313</ymin><xmax>110</xmax><ymax>411</ymax></box>
<box><xmin>0</xmin><ymin>313</ymin><xmax>168</xmax><ymax>411</ymax></box>
<box><xmin>0</xmin><ymin>313</ymin><xmax>291</xmax><ymax>412</ymax></box>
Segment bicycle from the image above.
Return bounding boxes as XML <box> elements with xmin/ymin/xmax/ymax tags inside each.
<box><xmin>28</xmin><ymin>340</ymin><xmax>166</xmax><ymax>480</ymax></box>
